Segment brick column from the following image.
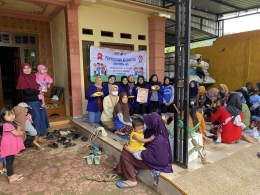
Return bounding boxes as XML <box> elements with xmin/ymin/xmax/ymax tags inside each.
<box><xmin>148</xmin><ymin>15</ymin><xmax>166</xmax><ymax>81</ymax></box>
<box><xmin>65</xmin><ymin>0</ymin><xmax>82</xmax><ymax>117</ymax></box>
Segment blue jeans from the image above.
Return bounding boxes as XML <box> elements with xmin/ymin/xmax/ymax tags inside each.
<box><xmin>85</xmin><ymin>111</ymin><xmax>102</xmax><ymax>124</ymax></box>
<box><xmin>0</xmin><ymin>157</ymin><xmax>6</xmax><ymax>165</ymax></box>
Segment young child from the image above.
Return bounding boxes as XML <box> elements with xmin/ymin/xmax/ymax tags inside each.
<box><xmin>0</xmin><ymin>106</ymin><xmax>25</xmax><ymax>183</ymax></box>
<box><xmin>127</xmin><ymin>118</ymin><xmax>154</xmax><ymax>160</ymax></box>
<box><xmin>212</xmin><ymin>98</ymin><xmax>225</xmax><ymax>143</ymax></box>
<box><xmin>249</xmin><ymin>88</ymin><xmax>260</xmax><ymax>115</ymax></box>
<box><xmin>35</xmin><ymin>65</ymin><xmax>53</xmax><ymax>109</ymax></box>
<box><xmin>195</xmin><ymin>58</ymin><xmax>206</xmax><ymax>82</ymax></box>
<box><xmin>17</xmin><ymin>102</ymin><xmax>45</xmax><ymax>150</ymax></box>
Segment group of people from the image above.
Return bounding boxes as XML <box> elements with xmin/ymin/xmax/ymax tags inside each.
<box><xmin>83</xmin><ymin>74</ymin><xmax>175</xmax><ymax>135</ymax></box>
<box><xmin>0</xmin><ymin>63</ymin><xmax>49</xmax><ymax>184</ymax></box>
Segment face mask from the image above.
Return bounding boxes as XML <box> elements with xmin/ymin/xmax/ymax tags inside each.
<box><xmin>111</xmin><ymin>91</ymin><xmax>118</xmax><ymax>96</ymax></box>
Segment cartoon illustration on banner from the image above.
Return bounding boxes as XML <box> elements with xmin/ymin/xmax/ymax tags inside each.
<box><xmin>90</xmin><ymin>46</ymin><xmax>147</xmax><ymax>82</ymax></box>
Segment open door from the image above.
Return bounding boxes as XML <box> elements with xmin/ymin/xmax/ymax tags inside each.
<box><xmin>0</xmin><ymin>64</ymin><xmax>4</xmax><ymax>108</ymax></box>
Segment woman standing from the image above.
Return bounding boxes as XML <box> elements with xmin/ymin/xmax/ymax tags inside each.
<box><xmin>103</xmin><ymin>75</ymin><xmax>116</xmax><ymax>97</ymax></box>
<box><xmin>116</xmin><ymin>112</ymin><xmax>172</xmax><ymax>188</ymax></box>
<box><xmin>133</xmin><ymin>76</ymin><xmax>150</xmax><ymax>115</ymax></box>
<box><xmin>16</xmin><ymin>63</ymin><xmax>49</xmax><ymax>137</ymax></box>
<box><xmin>161</xmin><ymin>77</ymin><xmax>174</xmax><ymax>113</ymax></box>
<box><xmin>101</xmin><ymin>85</ymin><xmax>119</xmax><ymax>130</ymax></box>
<box><xmin>127</xmin><ymin>74</ymin><xmax>135</xmax><ymax>94</ymax></box>
<box><xmin>84</xmin><ymin>76</ymin><xmax>104</xmax><ymax>125</ymax></box>
<box><xmin>113</xmin><ymin>92</ymin><xmax>133</xmax><ymax>135</ymax></box>
<box><xmin>211</xmin><ymin>93</ymin><xmax>244</xmax><ymax>143</ymax></box>
<box><xmin>147</xmin><ymin>74</ymin><xmax>164</xmax><ymax>113</ymax></box>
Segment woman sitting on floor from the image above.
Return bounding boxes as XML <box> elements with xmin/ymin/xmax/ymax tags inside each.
<box><xmin>101</xmin><ymin>85</ymin><xmax>119</xmax><ymax>130</ymax></box>
<box><xmin>115</xmin><ymin>112</ymin><xmax>173</xmax><ymax>188</ymax></box>
<box><xmin>118</xmin><ymin>76</ymin><xmax>134</xmax><ymax>116</ymax></box>
<box><xmin>188</xmin><ymin>98</ymin><xmax>213</xmax><ymax>143</ymax></box>
<box><xmin>83</xmin><ymin>76</ymin><xmax>104</xmax><ymax>125</ymax></box>
<box><xmin>211</xmin><ymin>93</ymin><xmax>244</xmax><ymax>144</ymax></box>
<box><xmin>113</xmin><ymin>92</ymin><xmax>133</xmax><ymax>136</ymax></box>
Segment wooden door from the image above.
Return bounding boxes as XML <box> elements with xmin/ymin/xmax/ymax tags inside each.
<box><xmin>0</xmin><ymin>64</ymin><xmax>4</xmax><ymax>108</ymax></box>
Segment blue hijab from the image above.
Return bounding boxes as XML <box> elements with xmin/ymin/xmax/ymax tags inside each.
<box><xmin>189</xmin><ymin>80</ymin><xmax>198</xmax><ymax>97</ymax></box>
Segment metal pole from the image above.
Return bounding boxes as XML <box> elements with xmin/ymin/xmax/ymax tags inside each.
<box><xmin>183</xmin><ymin>0</ymin><xmax>192</xmax><ymax>167</ymax></box>
<box><xmin>173</xmin><ymin>0</ymin><xmax>181</xmax><ymax>163</ymax></box>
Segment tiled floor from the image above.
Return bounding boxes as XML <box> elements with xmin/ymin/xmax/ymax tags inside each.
<box><xmin>0</xmin><ymin>136</ymin><xmax>159</xmax><ymax>195</ymax></box>
<box><xmin>164</xmin><ymin>139</ymin><xmax>253</xmax><ymax>181</ymax></box>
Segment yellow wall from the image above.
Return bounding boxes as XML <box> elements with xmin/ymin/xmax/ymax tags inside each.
<box><xmin>50</xmin><ymin>10</ymin><xmax>70</xmax><ymax>115</ymax></box>
<box><xmin>191</xmin><ymin>30</ymin><xmax>260</xmax><ymax>92</ymax></box>
<box><xmin>78</xmin><ymin>4</ymin><xmax>149</xmax><ymax>114</ymax></box>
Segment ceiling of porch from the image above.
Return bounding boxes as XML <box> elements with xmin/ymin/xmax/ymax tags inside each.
<box><xmin>0</xmin><ymin>0</ymin><xmax>69</xmax><ymax>21</ymax></box>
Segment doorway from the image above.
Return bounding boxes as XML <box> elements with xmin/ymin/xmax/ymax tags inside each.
<box><xmin>0</xmin><ymin>46</ymin><xmax>21</xmax><ymax>108</ymax></box>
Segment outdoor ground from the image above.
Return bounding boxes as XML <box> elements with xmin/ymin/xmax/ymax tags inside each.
<box><xmin>0</xmin><ymin>137</ymin><xmax>158</xmax><ymax>195</ymax></box>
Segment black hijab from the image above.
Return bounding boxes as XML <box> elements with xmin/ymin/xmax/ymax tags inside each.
<box><xmin>225</xmin><ymin>93</ymin><xmax>242</xmax><ymax>117</ymax></box>
<box><xmin>163</xmin><ymin>77</ymin><xmax>170</xmax><ymax>86</ymax></box>
<box><xmin>136</xmin><ymin>75</ymin><xmax>147</xmax><ymax>88</ymax></box>
<box><xmin>149</xmin><ymin>74</ymin><xmax>159</xmax><ymax>86</ymax></box>
<box><xmin>120</xmin><ymin>76</ymin><xmax>129</xmax><ymax>94</ymax></box>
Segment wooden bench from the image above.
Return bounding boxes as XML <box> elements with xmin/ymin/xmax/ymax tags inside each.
<box><xmin>45</xmin><ymin>86</ymin><xmax>66</xmax><ymax>116</ymax></box>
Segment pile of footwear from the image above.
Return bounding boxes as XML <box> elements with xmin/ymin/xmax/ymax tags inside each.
<box><xmin>83</xmin><ymin>144</ymin><xmax>102</xmax><ymax>165</ymax></box>
<box><xmin>47</xmin><ymin>128</ymin><xmax>80</xmax><ymax>149</ymax></box>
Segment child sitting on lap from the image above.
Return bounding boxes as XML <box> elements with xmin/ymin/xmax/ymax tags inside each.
<box><xmin>125</xmin><ymin>118</ymin><xmax>154</xmax><ymax>160</ymax></box>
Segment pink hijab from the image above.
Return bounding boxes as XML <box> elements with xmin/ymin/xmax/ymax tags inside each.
<box><xmin>206</xmin><ymin>88</ymin><xmax>219</xmax><ymax>102</ymax></box>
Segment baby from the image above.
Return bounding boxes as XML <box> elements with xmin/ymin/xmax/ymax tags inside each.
<box><xmin>35</xmin><ymin>65</ymin><xmax>53</xmax><ymax>109</ymax></box>
<box><xmin>126</xmin><ymin>118</ymin><xmax>154</xmax><ymax>160</ymax></box>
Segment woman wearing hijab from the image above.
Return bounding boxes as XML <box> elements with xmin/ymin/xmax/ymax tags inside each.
<box><xmin>83</xmin><ymin>76</ymin><xmax>104</xmax><ymax>125</ymax></box>
<box><xmin>103</xmin><ymin>75</ymin><xmax>116</xmax><ymax>97</ymax></box>
<box><xmin>236</xmin><ymin>92</ymin><xmax>251</xmax><ymax>130</ymax></box>
<box><xmin>113</xmin><ymin>92</ymin><xmax>133</xmax><ymax>135</ymax></box>
<box><xmin>203</xmin><ymin>88</ymin><xmax>219</xmax><ymax>107</ymax></box>
<box><xmin>147</xmin><ymin>74</ymin><xmax>164</xmax><ymax>113</ymax></box>
<box><xmin>16</xmin><ymin>63</ymin><xmax>49</xmax><ymax>137</ymax></box>
<box><xmin>133</xmin><ymin>75</ymin><xmax>150</xmax><ymax>115</ymax></box>
<box><xmin>219</xmin><ymin>84</ymin><xmax>229</xmax><ymax>96</ymax></box>
<box><xmin>161</xmin><ymin>77</ymin><xmax>174</xmax><ymax>113</ymax></box>
<box><xmin>127</xmin><ymin>74</ymin><xmax>135</xmax><ymax>92</ymax></box>
<box><xmin>189</xmin><ymin>80</ymin><xmax>198</xmax><ymax>98</ymax></box>
<box><xmin>236</xmin><ymin>87</ymin><xmax>249</xmax><ymax>105</ymax></box>
<box><xmin>211</xmin><ymin>93</ymin><xmax>244</xmax><ymax>143</ymax></box>
<box><xmin>116</xmin><ymin>112</ymin><xmax>173</xmax><ymax>188</ymax></box>
<box><xmin>119</xmin><ymin>76</ymin><xmax>134</xmax><ymax>116</ymax></box>
<box><xmin>101</xmin><ymin>85</ymin><xmax>119</xmax><ymax>130</ymax></box>
<box><xmin>246</xmin><ymin>82</ymin><xmax>253</xmax><ymax>96</ymax></box>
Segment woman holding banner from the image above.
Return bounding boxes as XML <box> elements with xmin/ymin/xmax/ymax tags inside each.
<box><xmin>132</xmin><ymin>76</ymin><xmax>150</xmax><ymax>115</ymax></box>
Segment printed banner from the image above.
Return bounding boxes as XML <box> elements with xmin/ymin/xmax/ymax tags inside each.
<box><xmin>90</xmin><ymin>46</ymin><xmax>147</xmax><ymax>82</ymax></box>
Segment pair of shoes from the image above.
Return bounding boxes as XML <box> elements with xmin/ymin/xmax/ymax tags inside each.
<box><xmin>48</xmin><ymin>142</ymin><xmax>58</xmax><ymax>148</ymax></box>
<box><xmin>86</xmin><ymin>153</ymin><xmax>100</xmax><ymax>165</ymax></box>
<box><xmin>57</xmin><ymin>137</ymin><xmax>66</xmax><ymax>144</ymax></box>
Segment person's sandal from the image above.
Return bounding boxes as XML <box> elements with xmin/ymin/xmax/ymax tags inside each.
<box><xmin>9</xmin><ymin>175</ymin><xmax>24</xmax><ymax>184</ymax></box>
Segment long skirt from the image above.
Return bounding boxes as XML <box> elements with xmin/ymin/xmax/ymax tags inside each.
<box><xmin>117</xmin><ymin>149</ymin><xmax>151</xmax><ymax>181</ymax></box>
<box><xmin>27</xmin><ymin>100</ymin><xmax>50</xmax><ymax>136</ymax></box>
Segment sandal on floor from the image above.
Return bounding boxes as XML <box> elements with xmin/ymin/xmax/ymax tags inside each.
<box><xmin>81</xmin><ymin>136</ymin><xmax>88</xmax><ymax>142</ymax></box>
<box><xmin>104</xmin><ymin>174</ymin><xmax>122</xmax><ymax>182</ymax></box>
<box><xmin>116</xmin><ymin>181</ymin><xmax>136</xmax><ymax>188</ymax></box>
<box><xmin>37</xmin><ymin>146</ymin><xmax>45</xmax><ymax>151</ymax></box>
<box><xmin>9</xmin><ymin>176</ymin><xmax>24</xmax><ymax>184</ymax></box>
<box><xmin>94</xmin><ymin>155</ymin><xmax>101</xmax><ymax>165</ymax></box>
<box><xmin>57</xmin><ymin>137</ymin><xmax>66</xmax><ymax>144</ymax></box>
<box><xmin>63</xmin><ymin>142</ymin><xmax>77</xmax><ymax>148</ymax></box>
<box><xmin>48</xmin><ymin>142</ymin><xmax>58</xmax><ymax>149</ymax></box>
<box><xmin>63</xmin><ymin>139</ymin><xmax>71</xmax><ymax>146</ymax></box>
<box><xmin>107</xmin><ymin>168</ymin><xmax>118</xmax><ymax>177</ymax></box>
<box><xmin>0</xmin><ymin>168</ymin><xmax>6</xmax><ymax>175</ymax></box>
<box><xmin>86</xmin><ymin>154</ymin><xmax>94</xmax><ymax>164</ymax></box>
<box><xmin>72</xmin><ymin>133</ymin><xmax>81</xmax><ymax>140</ymax></box>
<box><xmin>86</xmin><ymin>174</ymin><xmax>104</xmax><ymax>182</ymax></box>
